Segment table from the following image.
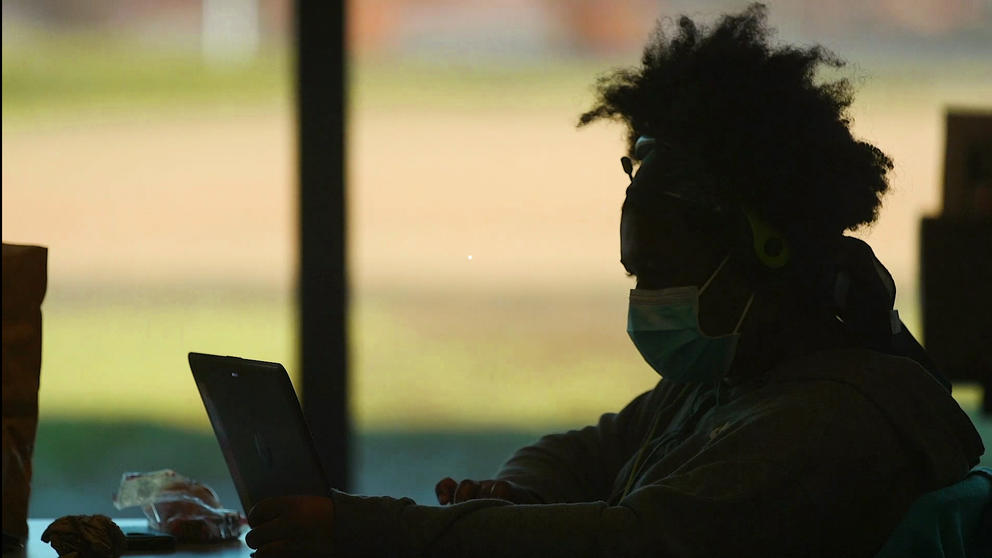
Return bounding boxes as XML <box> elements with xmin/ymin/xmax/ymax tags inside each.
<box><xmin>15</xmin><ymin>519</ymin><xmax>252</xmax><ymax>557</ymax></box>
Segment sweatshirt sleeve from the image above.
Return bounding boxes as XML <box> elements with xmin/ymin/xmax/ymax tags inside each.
<box><xmin>326</xmin><ymin>381</ymin><xmax>922</xmax><ymax>558</ymax></box>
<box><xmin>491</xmin><ymin>386</ymin><xmax>658</xmax><ymax>503</ymax></box>
<box><xmin>327</xmin><ymin>465</ymin><xmax>804</xmax><ymax>558</ymax></box>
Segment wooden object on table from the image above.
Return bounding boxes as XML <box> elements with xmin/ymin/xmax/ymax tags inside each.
<box><xmin>2</xmin><ymin>244</ymin><xmax>48</xmax><ymax>547</ymax></box>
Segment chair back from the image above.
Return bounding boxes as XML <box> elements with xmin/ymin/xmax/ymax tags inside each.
<box><xmin>874</xmin><ymin>467</ymin><xmax>992</xmax><ymax>558</ymax></box>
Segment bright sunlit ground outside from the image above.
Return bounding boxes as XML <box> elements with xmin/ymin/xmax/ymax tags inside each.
<box><xmin>3</xmin><ymin>4</ymin><xmax>991</xmax><ymax>517</ymax></box>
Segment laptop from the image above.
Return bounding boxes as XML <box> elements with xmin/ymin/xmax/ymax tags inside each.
<box><xmin>189</xmin><ymin>352</ymin><xmax>331</xmax><ymax>514</ymax></box>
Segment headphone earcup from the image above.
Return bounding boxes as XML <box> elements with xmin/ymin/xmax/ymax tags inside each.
<box><xmin>745</xmin><ymin>210</ymin><xmax>791</xmax><ymax>269</ymax></box>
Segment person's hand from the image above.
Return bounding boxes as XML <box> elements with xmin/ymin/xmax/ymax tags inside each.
<box><xmin>246</xmin><ymin>495</ymin><xmax>334</xmax><ymax>558</ymax></box>
<box><xmin>435</xmin><ymin>477</ymin><xmax>540</xmax><ymax>505</ymax></box>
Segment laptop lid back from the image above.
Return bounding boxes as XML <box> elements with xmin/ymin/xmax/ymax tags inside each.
<box><xmin>189</xmin><ymin>352</ymin><xmax>330</xmax><ymax>513</ymax></box>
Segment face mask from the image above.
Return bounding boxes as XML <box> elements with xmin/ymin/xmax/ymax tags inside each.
<box><xmin>627</xmin><ymin>255</ymin><xmax>754</xmax><ymax>383</ymax></box>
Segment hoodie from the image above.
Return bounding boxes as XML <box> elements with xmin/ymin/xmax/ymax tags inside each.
<box><xmin>328</xmin><ymin>347</ymin><xmax>984</xmax><ymax>557</ymax></box>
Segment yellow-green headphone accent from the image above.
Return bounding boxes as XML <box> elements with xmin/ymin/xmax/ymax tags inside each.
<box><xmin>744</xmin><ymin>209</ymin><xmax>791</xmax><ymax>269</ymax></box>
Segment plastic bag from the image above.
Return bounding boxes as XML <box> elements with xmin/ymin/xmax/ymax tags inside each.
<box><xmin>112</xmin><ymin>469</ymin><xmax>245</xmax><ymax>543</ymax></box>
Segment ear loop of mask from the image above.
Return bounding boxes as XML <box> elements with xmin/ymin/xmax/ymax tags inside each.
<box><xmin>700</xmin><ymin>253</ymin><xmax>756</xmax><ymax>405</ymax></box>
<box><xmin>699</xmin><ymin>253</ymin><xmax>730</xmax><ymax>295</ymax></box>
<box><xmin>699</xmin><ymin>253</ymin><xmax>756</xmax><ymax>335</ymax></box>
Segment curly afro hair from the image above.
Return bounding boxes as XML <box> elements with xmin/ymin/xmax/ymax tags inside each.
<box><xmin>578</xmin><ymin>3</ymin><xmax>892</xmax><ymax>245</ymax></box>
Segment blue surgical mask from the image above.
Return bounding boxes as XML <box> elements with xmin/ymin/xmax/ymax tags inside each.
<box><xmin>627</xmin><ymin>255</ymin><xmax>754</xmax><ymax>382</ymax></box>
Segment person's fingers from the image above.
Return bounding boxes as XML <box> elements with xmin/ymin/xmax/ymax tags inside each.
<box><xmin>492</xmin><ymin>480</ymin><xmax>512</xmax><ymax>500</ymax></box>
<box><xmin>246</xmin><ymin>518</ymin><xmax>297</xmax><ymax>550</ymax></box>
<box><xmin>435</xmin><ymin>477</ymin><xmax>457</xmax><ymax>505</ymax></box>
<box><xmin>247</xmin><ymin>497</ymin><xmax>290</xmax><ymax>527</ymax></box>
<box><xmin>454</xmin><ymin>479</ymin><xmax>479</xmax><ymax>503</ymax></box>
<box><xmin>439</xmin><ymin>478</ymin><xmax>526</xmax><ymax>504</ymax></box>
<box><xmin>477</xmin><ymin>480</ymin><xmax>496</xmax><ymax>498</ymax></box>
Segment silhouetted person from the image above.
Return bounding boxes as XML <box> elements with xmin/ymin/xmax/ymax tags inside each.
<box><xmin>245</xmin><ymin>5</ymin><xmax>983</xmax><ymax>557</ymax></box>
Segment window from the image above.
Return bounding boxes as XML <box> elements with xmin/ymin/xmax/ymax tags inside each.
<box><xmin>3</xmin><ymin>1</ymin><xmax>988</xmax><ymax>518</ymax></box>
<box><xmin>3</xmin><ymin>0</ymin><xmax>294</xmax><ymax>515</ymax></box>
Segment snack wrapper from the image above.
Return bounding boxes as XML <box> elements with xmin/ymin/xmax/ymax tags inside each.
<box><xmin>113</xmin><ymin>469</ymin><xmax>245</xmax><ymax>543</ymax></box>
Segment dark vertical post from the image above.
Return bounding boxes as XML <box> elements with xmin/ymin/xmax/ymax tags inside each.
<box><xmin>296</xmin><ymin>0</ymin><xmax>350</xmax><ymax>490</ymax></box>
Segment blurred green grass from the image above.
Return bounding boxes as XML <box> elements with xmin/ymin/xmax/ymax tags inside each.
<box><xmin>5</xmin><ymin>31</ymin><xmax>989</xmax><ymax>121</ymax></box>
<box><xmin>2</xmin><ymin>32</ymin><xmax>607</xmax><ymax>120</ymax></box>
<box><xmin>2</xmin><ymin>33</ymin><xmax>289</xmax><ymax>119</ymax></box>
<box><xmin>39</xmin><ymin>287</ymin><xmax>661</xmax><ymax>431</ymax></box>
<box><xmin>38</xmin><ymin>287</ymin><xmax>296</xmax><ymax>427</ymax></box>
